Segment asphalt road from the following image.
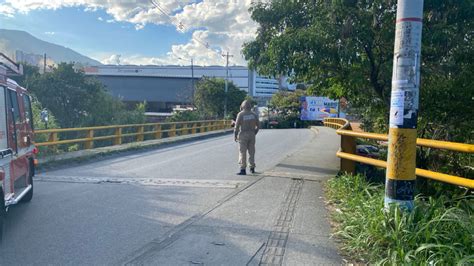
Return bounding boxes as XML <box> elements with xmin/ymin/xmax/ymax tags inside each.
<box><xmin>0</xmin><ymin>129</ymin><xmax>315</xmax><ymax>265</ymax></box>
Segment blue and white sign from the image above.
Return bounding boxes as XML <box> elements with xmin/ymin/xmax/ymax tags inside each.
<box><xmin>300</xmin><ymin>96</ymin><xmax>339</xmax><ymax>121</ymax></box>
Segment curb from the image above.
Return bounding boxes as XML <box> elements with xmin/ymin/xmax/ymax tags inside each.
<box><xmin>37</xmin><ymin>129</ymin><xmax>233</xmax><ymax>171</ymax></box>
<box><xmin>310</xmin><ymin>126</ymin><xmax>320</xmax><ymax>135</ymax></box>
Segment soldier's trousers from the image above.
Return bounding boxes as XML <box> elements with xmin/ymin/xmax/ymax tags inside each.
<box><xmin>238</xmin><ymin>132</ymin><xmax>256</xmax><ymax>169</ymax></box>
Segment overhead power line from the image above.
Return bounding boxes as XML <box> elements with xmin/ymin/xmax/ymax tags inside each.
<box><xmin>149</xmin><ymin>0</ymin><xmax>227</xmax><ymax>61</ymax></box>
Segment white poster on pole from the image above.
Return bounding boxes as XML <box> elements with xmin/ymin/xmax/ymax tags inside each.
<box><xmin>390</xmin><ymin>90</ymin><xmax>405</xmax><ymax>126</ymax></box>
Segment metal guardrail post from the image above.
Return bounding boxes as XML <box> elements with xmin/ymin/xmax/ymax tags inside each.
<box><xmin>114</xmin><ymin>128</ymin><xmax>122</xmax><ymax>145</ymax></box>
<box><xmin>48</xmin><ymin>132</ymin><xmax>58</xmax><ymax>153</ymax></box>
<box><xmin>192</xmin><ymin>123</ymin><xmax>197</xmax><ymax>134</ymax></box>
<box><xmin>323</xmin><ymin>117</ymin><xmax>474</xmax><ymax>190</ymax></box>
<box><xmin>48</xmin><ymin>132</ymin><xmax>58</xmax><ymax>143</ymax></box>
<box><xmin>85</xmin><ymin>129</ymin><xmax>94</xmax><ymax>149</ymax></box>
<box><xmin>155</xmin><ymin>125</ymin><xmax>162</xmax><ymax>139</ymax></box>
<box><xmin>137</xmin><ymin>126</ymin><xmax>145</xmax><ymax>142</ymax></box>
<box><xmin>170</xmin><ymin>124</ymin><xmax>176</xmax><ymax>137</ymax></box>
<box><xmin>340</xmin><ymin>125</ymin><xmax>356</xmax><ymax>175</ymax></box>
<box><xmin>181</xmin><ymin>124</ymin><xmax>187</xmax><ymax>135</ymax></box>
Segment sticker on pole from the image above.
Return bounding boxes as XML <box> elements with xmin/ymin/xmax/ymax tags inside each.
<box><xmin>389</xmin><ymin>91</ymin><xmax>404</xmax><ymax>127</ymax></box>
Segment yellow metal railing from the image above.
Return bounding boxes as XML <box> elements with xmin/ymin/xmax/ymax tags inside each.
<box><xmin>35</xmin><ymin>120</ymin><xmax>232</xmax><ymax>150</ymax></box>
<box><xmin>323</xmin><ymin>118</ymin><xmax>474</xmax><ymax>189</ymax></box>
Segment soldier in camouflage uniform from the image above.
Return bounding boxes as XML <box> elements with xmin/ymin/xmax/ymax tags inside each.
<box><xmin>234</xmin><ymin>100</ymin><xmax>259</xmax><ymax>175</ymax></box>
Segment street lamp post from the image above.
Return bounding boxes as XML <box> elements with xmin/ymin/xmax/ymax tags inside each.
<box><xmin>222</xmin><ymin>51</ymin><xmax>233</xmax><ymax>119</ymax></box>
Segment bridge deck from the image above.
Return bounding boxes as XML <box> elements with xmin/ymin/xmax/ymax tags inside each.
<box><xmin>3</xmin><ymin>128</ymin><xmax>342</xmax><ymax>265</ymax></box>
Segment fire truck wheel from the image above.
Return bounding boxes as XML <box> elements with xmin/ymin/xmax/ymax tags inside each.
<box><xmin>21</xmin><ymin>160</ymin><xmax>34</xmax><ymax>203</ymax></box>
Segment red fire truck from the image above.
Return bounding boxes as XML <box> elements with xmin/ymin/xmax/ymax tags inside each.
<box><xmin>0</xmin><ymin>53</ymin><xmax>37</xmax><ymax>226</ymax></box>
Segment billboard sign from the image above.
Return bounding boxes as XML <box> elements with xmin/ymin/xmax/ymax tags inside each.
<box><xmin>300</xmin><ymin>96</ymin><xmax>339</xmax><ymax>121</ymax></box>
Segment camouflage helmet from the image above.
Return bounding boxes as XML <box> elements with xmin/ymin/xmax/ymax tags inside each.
<box><xmin>240</xmin><ymin>100</ymin><xmax>252</xmax><ymax>111</ymax></box>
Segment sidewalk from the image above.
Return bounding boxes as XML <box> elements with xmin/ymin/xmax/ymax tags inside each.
<box><xmin>123</xmin><ymin>127</ymin><xmax>342</xmax><ymax>265</ymax></box>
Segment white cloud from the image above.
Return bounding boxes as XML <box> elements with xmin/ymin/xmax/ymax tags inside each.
<box><xmin>44</xmin><ymin>31</ymin><xmax>56</xmax><ymax>35</ymax></box>
<box><xmin>0</xmin><ymin>0</ymin><xmax>185</xmax><ymax>24</ymax></box>
<box><xmin>134</xmin><ymin>23</ymin><xmax>145</xmax><ymax>30</ymax></box>
<box><xmin>0</xmin><ymin>4</ymin><xmax>15</xmax><ymax>17</ymax></box>
<box><xmin>102</xmin><ymin>54</ymin><xmax>122</xmax><ymax>65</ymax></box>
<box><xmin>168</xmin><ymin>0</ymin><xmax>258</xmax><ymax>66</ymax></box>
<box><xmin>97</xmin><ymin>16</ymin><xmax>103</xmax><ymax>21</ymax></box>
<box><xmin>0</xmin><ymin>0</ymin><xmax>259</xmax><ymax>66</ymax></box>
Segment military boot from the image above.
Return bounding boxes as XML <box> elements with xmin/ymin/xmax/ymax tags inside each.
<box><xmin>237</xmin><ymin>169</ymin><xmax>247</xmax><ymax>175</ymax></box>
<box><xmin>250</xmin><ymin>167</ymin><xmax>255</xmax><ymax>174</ymax></box>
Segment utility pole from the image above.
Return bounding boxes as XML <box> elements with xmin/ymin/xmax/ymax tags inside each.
<box><xmin>222</xmin><ymin>51</ymin><xmax>233</xmax><ymax>118</ymax></box>
<box><xmin>191</xmin><ymin>58</ymin><xmax>195</xmax><ymax>105</ymax></box>
<box><xmin>385</xmin><ymin>0</ymin><xmax>424</xmax><ymax>211</ymax></box>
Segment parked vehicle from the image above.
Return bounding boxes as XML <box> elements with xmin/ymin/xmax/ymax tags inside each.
<box><xmin>356</xmin><ymin>144</ymin><xmax>380</xmax><ymax>159</ymax></box>
<box><xmin>0</xmin><ymin>53</ymin><xmax>37</xmax><ymax>229</ymax></box>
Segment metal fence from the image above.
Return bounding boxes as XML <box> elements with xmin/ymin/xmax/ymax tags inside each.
<box><xmin>324</xmin><ymin>118</ymin><xmax>474</xmax><ymax>189</ymax></box>
<box><xmin>34</xmin><ymin>120</ymin><xmax>232</xmax><ymax>151</ymax></box>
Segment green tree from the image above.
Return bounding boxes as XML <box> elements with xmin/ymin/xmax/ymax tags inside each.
<box><xmin>18</xmin><ymin>63</ymin><xmax>145</xmax><ymax>128</ymax></box>
<box><xmin>243</xmin><ymin>0</ymin><xmax>474</xmax><ymax>179</ymax></box>
<box><xmin>267</xmin><ymin>89</ymin><xmax>314</xmax><ymax>128</ymax></box>
<box><xmin>269</xmin><ymin>89</ymin><xmax>307</xmax><ymax>115</ymax></box>
<box><xmin>166</xmin><ymin>110</ymin><xmax>201</xmax><ymax>122</ymax></box>
<box><xmin>243</xmin><ymin>0</ymin><xmax>474</xmax><ymax>134</ymax></box>
<box><xmin>15</xmin><ymin>64</ymin><xmax>41</xmax><ymax>88</ymax></box>
<box><xmin>194</xmin><ymin>77</ymin><xmax>246</xmax><ymax>119</ymax></box>
<box><xmin>31</xmin><ymin>97</ymin><xmax>59</xmax><ymax>130</ymax></box>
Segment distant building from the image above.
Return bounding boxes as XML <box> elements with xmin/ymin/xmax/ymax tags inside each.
<box><xmin>249</xmin><ymin>73</ymin><xmax>297</xmax><ymax>106</ymax></box>
<box><xmin>15</xmin><ymin>50</ymin><xmax>55</xmax><ymax>72</ymax></box>
<box><xmin>83</xmin><ymin>65</ymin><xmax>294</xmax><ymax>111</ymax></box>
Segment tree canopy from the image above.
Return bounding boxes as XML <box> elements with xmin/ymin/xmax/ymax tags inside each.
<box><xmin>18</xmin><ymin>63</ymin><xmax>145</xmax><ymax>128</ymax></box>
<box><xmin>269</xmin><ymin>89</ymin><xmax>307</xmax><ymax>115</ymax></box>
<box><xmin>194</xmin><ymin>77</ymin><xmax>247</xmax><ymax>119</ymax></box>
<box><xmin>243</xmin><ymin>0</ymin><xmax>474</xmax><ymax>136</ymax></box>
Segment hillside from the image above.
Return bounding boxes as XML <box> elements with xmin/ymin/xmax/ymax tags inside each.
<box><xmin>0</xmin><ymin>29</ymin><xmax>101</xmax><ymax>65</ymax></box>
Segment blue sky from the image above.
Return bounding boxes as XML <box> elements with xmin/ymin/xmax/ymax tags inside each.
<box><xmin>1</xmin><ymin>7</ymin><xmax>192</xmax><ymax>60</ymax></box>
<box><xmin>0</xmin><ymin>0</ymin><xmax>256</xmax><ymax>65</ymax></box>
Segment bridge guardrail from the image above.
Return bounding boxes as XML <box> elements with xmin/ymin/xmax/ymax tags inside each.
<box><xmin>324</xmin><ymin>118</ymin><xmax>474</xmax><ymax>189</ymax></box>
<box><xmin>34</xmin><ymin>120</ymin><xmax>232</xmax><ymax>151</ymax></box>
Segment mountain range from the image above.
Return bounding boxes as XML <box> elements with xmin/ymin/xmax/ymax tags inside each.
<box><xmin>0</xmin><ymin>29</ymin><xmax>101</xmax><ymax>66</ymax></box>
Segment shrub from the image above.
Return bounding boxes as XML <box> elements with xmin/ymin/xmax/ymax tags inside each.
<box><xmin>326</xmin><ymin>174</ymin><xmax>474</xmax><ymax>265</ymax></box>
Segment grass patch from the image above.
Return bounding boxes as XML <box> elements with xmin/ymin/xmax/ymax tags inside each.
<box><xmin>326</xmin><ymin>174</ymin><xmax>474</xmax><ymax>265</ymax></box>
